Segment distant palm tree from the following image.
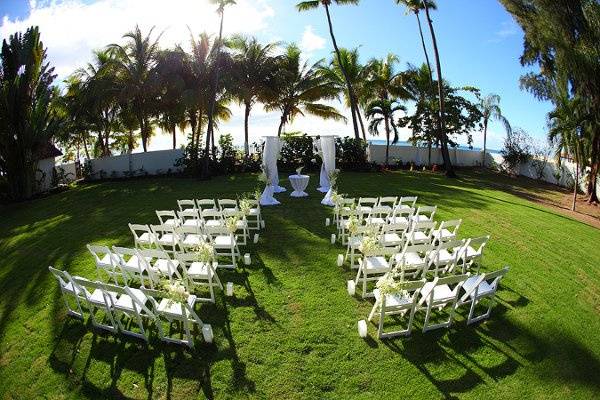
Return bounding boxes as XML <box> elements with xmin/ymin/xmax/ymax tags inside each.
<box><xmin>421</xmin><ymin>0</ymin><xmax>455</xmax><ymax>177</ymax></box>
<box><xmin>107</xmin><ymin>25</ymin><xmax>162</xmax><ymax>152</ymax></box>
<box><xmin>297</xmin><ymin>0</ymin><xmax>361</xmax><ymax>139</ymax></box>
<box><xmin>204</xmin><ymin>0</ymin><xmax>237</xmax><ymax>178</ymax></box>
<box><xmin>478</xmin><ymin>93</ymin><xmax>511</xmax><ymax>166</ymax></box>
<box><xmin>322</xmin><ymin>47</ymin><xmax>368</xmax><ymax>140</ymax></box>
<box><xmin>364</xmin><ymin>54</ymin><xmax>409</xmax><ymax>102</ymax></box>
<box><xmin>366</xmin><ymin>99</ymin><xmax>406</xmax><ymax>167</ymax></box>
<box><xmin>156</xmin><ymin>48</ymin><xmax>187</xmax><ymax>149</ymax></box>
<box><xmin>396</xmin><ymin>0</ymin><xmax>436</xmax><ymax>82</ymax></box>
<box><xmin>266</xmin><ymin>45</ymin><xmax>345</xmax><ymax>136</ymax></box>
<box><xmin>228</xmin><ymin>35</ymin><xmax>279</xmax><ymax>156</ymax></box>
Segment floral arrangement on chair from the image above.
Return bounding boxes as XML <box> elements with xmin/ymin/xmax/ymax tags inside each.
<box><xmin>226</xmin><ymin>215</ymin><xmax>240</xmax><ymax>234</ymax></box>
<box><xmin>258</xmin><ymin>163</ymin><xmax>270</xmax><ymax>185</ymax></box>
<box><xmin>375</xmin><ymin>273</ymin><xmax>409</xmax><ymax>297</ymax></box>
<box><xmin>158</xmin><ymin>279</ymin><xmax>190</xmax><ymax>305</ymax></box>
<box><xmin>358</xmin><ymin>233</ymin><xmax>381</xmax><ymax>255</ymax></box>
<box><xmin>346</xmin><ymin>215</ymin><xmax>360</xmax><ymax>236</ymax></box>
<box><xmin>328</xmin><ymin>168</ymin><xmax>340</xmax><ymax>188</ymax></box>
<box><xmin>239</xmin><ymin>197</ymin><xmax>252</xmax><ymax>216</ymax></box>
<box><xmin>194</xmin><ymin>242</ymin><xmax>214</xmax><ymax>263</ymax></box>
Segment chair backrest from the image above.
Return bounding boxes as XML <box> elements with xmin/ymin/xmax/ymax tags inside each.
<box><xmin>156</xmin><ymin>210</ymin><xmax>179</xmax><ymax>226</ymax></box>
<box><xmin>87</xmin><ymin>244</ymin><xmax>115</xmax><ymax>266</ymax></box>
<box><xmin>218</xmin><ymin>199</ymin><xmax>238</xmax><ymax>210</ymax></box>
<box><xmin>203</xmin><ymin>224</ymin><xmax>232</xmax><ymax>237</ymax></box>
<box><xmin>72</xmin><ymin>276</ymin><xmax>113</xmax><ymax>307</ymax></box>
<box><xmin>129</xmin><ymin>223</ymin><xmax>155</xmax><ymax>245</ymax></box>
<box><xmin>466</xmin><ymin>235</ymin><xmax>490</xmax><ymax>254</ymax></box>
<box><xmin>415</xmin><ymin>205</ymin><xmax>437</xmax><ymax>219</ymax></box>
<box><xmin>383</xmin><ymin>221</ymin><xmax>409</xmax><ymax>233</ymax></box>
<box><xmin>139</xmin><ymin>248</ymin><xmax>180</xmax><ymax>282</ymax></box>
<box><xmin>412</xmin><ymin>220</ymin><xmax>437</xmax><ymax>233</ymax></box>
<box><xmin>196</xmin><ymin>199</ymin><xmax>217</xmax><ymax>210</ymax></box>
<box><xmin>359</xmin><ymin>197</ymin><xmax>378</xmax><ymax>206</ymax></box>
<box><xmin>177</xmin><ymin>224</ymin><xmax>203</xmax><ymax>236</ymax></box>
<box><xmin>104</xmin><ymin>282</ymin><xmax>155</xmax><ymax>316</ymax></box>
<box><xmin>378</xmin><ymin>196</ymin><xmax>398</xmax><ymax>207</ymax></box>
<box><xmin>178</xmin><ymin>209</ymin><xmax>201</xmax><ymax>224</ymax></box>
<box><xmin>439</xmin><ymin>219</ymin><xmax>461</xmax><ymax>232</ymax></box>
<box><xmin>399</xmin><ymin>196</ymin><xmax>417</xmax><ymax>208</ymax></box>
<box><xmin>202</xmin><ymin>208</ymin><xmax>223</xmax><ymax>220</ymax></box>
<box><xmin>48</xmin><ymin>266</ymin><xmax>75</xmax><ymax>290</ymax></box>
<box><xmin>112</xmin><ymin>246</ymin><xmax>142</xmax><ymax>267</ymax></box>
<box><xmin>364</xmin><ymin>245</ymin><xmax>397</xmax><ymax>258</ymax></box>
<box><xmin>461</xmin><ymin>266</ymin><xmax>508</xmax><ymax>301</ymax></box>
<box><xmin>177</xmin><ymin>199</ymin><xmax>197</xmax><ymax>212</ymax></box>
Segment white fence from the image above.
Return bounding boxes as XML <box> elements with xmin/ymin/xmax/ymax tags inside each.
<box><xmin>367</xmin><ymin>143</ymin><xmax>491</xmax><ymax>167</ymax></box>
<box><xmin>85</xmin><ymin>149</ymin><xmax>183</xmax><ymax>179</ymax></box>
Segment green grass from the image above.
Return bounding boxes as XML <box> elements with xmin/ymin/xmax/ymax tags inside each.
<box><xmin>0</xmin><ymin>170</ymin><xmax>599</xmax><ymax>399</ymax></box>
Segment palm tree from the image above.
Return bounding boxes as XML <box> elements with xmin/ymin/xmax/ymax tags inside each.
<box><xmin>204</xmin><ymin>0</ymin><xmax>237</xmax><ymax>178</ymax></box>
<box><xmin>364</xmin><ymin>54</ymin><xmax>409</xmax><ymax>103</ymax></box>
<box><xmin>396</xmin><ymin>0</ymin><xmax>435</xmax><ymax>82</ymax></box>
<box><xmin>296</xmin><ymin>0</ymin><xmax>361</xmax><ymax>139</ymax></box>
<box><xmin>321</xmin><ymin>47</ymin><xmax>368</xmax><ymax>140</ymax></box>
<box><xmin>421</xmin><ymin>0</ymin><xmax>455</xmax><ymax>177</ymax></box>
<box><xmin>61</xmin><ymin>75</ymin><xmax>93</xmax><ymax>160</ymax></box>
<box><xmin>228</xmin><ymin>35</ymin><xmax>279</xmax><ymax>156</ymax></box>
<box><xmin>107</xmin><ymin>25</ymin><xmax>161</xmax><ymax>152</ymax></box>
<box><xmin>156</xmin><ymin>48</ymin><xmax>187</xmax><ymax>149</ymax></box>
<box><xmin>0</xmin><ymin>26</ymin><xmax>64</xmax><ymax>200</ymax></box>
<box><xmin>266</xmin><ymin>45</ymin><xmax>345</xmax><ymax>136</ymax></box>
<box><xmin>478</xmin><ymin>93</ymin><xmax>511</xmax><ymax>166</ymax></box>
<box><xmin>366</xmin><ymin>99</ymin><xmax>406</xmax><ymax>167</ymax></box>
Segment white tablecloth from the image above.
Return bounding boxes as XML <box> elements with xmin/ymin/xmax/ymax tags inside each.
<box><xmin>288</xmin><ymin>174</ymin><xmax>310</xmax><ymax>197</ymax></box>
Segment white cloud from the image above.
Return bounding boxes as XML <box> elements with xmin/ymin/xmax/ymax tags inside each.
<box><xmin>488</xmin><ymin>20</ymin><xmax>520</xmax><ymax>44</ymax></box>
<box><xmin>299</xmin><ymin>25</ymin><xmax>325</xmax><ymax>54</ymax></box>
<box><xmin>0</xmin><ymin>0</ymin><xmax>275</xmax><ymax>81</ymax></box>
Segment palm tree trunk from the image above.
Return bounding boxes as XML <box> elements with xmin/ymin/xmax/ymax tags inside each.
<box><xmin>415</xmin><ymin>12</ymin><xmax>433</xmax><ymax>82</ymax></box>
<box><xmin>277</xmin><ymin>115</ymin><xmax>286</xmax><ymax>137</ymax></box>
<box><xmin>482</xmin><ymin>118</ymin><xmax>488</xmax><ymax>167</ymax></box>
<box><xmin>203</xmin><ymin>8</ymin><xmax>226</xmax><ymax>178</ymax></box>
<box><xmin>244</xmin><ymin>101</ymin><xmax>251</xmax><ymax>156</ymax></box>
<box><xmin>82</xmin><ymin>133</ymin><xmax>91</xmax><ymax>160</ymax></box>
<box><xmin>573</xmin><ymin>161</ymin><xmax>579</xmax><ymax>211</ymax></box>
<box><xmin>356</xmin><ymin>107</ymin><xmax>367</xmax><ymax>141</ymax></box>
<box><xmin>384</xmin><ymin>116</ymin><xmax>391</xmax><ymax>168</ymax></box>
<box><xmin>423</xmin><ymin>2</ymin><xmax>455</xmax><ymax>178</ymax></box>
<box><xmin>324</xmin><ymin>4</ymin><xmax>360</xmax><ymax>140</ymax></box>
<box><xmin>172</xmin><ymin>126</ymin><xmax>177</xmax><ymax>149</ymax></box>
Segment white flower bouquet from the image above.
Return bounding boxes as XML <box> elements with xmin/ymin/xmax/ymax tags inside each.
<box><xmin>328</xmin><ymin>168</ymin><xmax>340</xmax><ymax>187</ymax></box>
<box><xmin>376</xmin><ymin>273</ymin><xmax>409</xmax><ymax>297</ymax></box>
<box><xmin>239</xmin><ymin>197</ymin><xmax>252</xmax><ymax>215</ymax></box>
<box><xmin>161</xmin><ymin>280</ymin><xmax>190</xmax><ymax>304</ymax></box>
<box><xmin>226</xmin><ymin>215</ymin><xmax>240</xmax><ymax>234</ymax></box>
<box><xmin>194</xmin><ymin>242</ymin><xmax>214</xmax><ymax>263</ymax></box>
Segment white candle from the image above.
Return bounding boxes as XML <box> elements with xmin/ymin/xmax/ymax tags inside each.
<box><xmin>337</xmin><ymin>254</ymin><xmax>344</xmax><ymax>267</ymax></box>
<box><xmin>202</xmin><ymin>324</ymin><xmax>214</xmax><ymax>343</ymax></box>
<box><xmin>347</xmin><ymin>280</ymin><xmax>356</xmax><ymax>296</ymax></box>
<box><xmin>253</xmin><ymin>234</ymin><xmax>259</xmax><ymax>244</ymax></box>
<box><xmin>261</xmin><ymin>220</ymin><xmax>266</xmax><ymax>229</ymax></box>
<box><xmin>358</xmin><ymin>320</ymin><xmax>368</xmax><ymax>338</ymax></box>
<box><xmin>331</xmin><ymin>234</ymin><xmax>336</xmax><ymax>244</ymax></box>
<box><xmin>325</xmin><ymin>218</ymin><xmax>330</xmax><ymax>227</ymax></box>
<box><xmin>244</xmin><ymin>253</ymin><xmax>251</xmax><ymax>265</ymax></box>
<box><xmin>226</xmin><ymin>282</ymin><xmax>233</xmax><ymax>296</ymax></box>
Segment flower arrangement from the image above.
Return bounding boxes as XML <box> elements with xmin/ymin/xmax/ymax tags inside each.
<box><xmin>330</xmin><ymin>191</ymin><xmax>344</xmax><ymax>207</ymax></box>
<box><xmin>258</xmin><ymin>164</ymin><xmax>269</xmax><ymax>184</ymax></box>
<box><xmin>160</xmin><ymin>279</ymin><xmax>190</xmax><ymax>304</ymax></box>
<box><xmin>296</xmin><ymin>166</ymin><xmax>304</xmax><ymax>176</ymax></box>
<box><xmin>194</xmin><ymin>242</ymin><xmax>214</xmax><ymax>263</ymax></box>
<box><xmin>226</xmin><ymin>215</ymin><xmax>240</xmax><ymax>234</ymax></box>
<box><xmin>239</xmin><ymin>197</ymin><xmax>252</xmax><ymax>215</ymax></box>
<box><xmin>253</xmin><ymin>188</ymin><xmax>262</xmax><ymax>202</ymax></box>
<box><xmin>346</xmin><ymin>215</ymin><xmax>360</xmax><ymax>236</ymax></box>
<box><xmin>359</xmin><ymin>233</ymin><xmax>381</xmax><ymax>255</ymax></box>
<box><xmin>376</xmin><ymin>273</ymin><xmax>409</xmax><ymax>297</ymax></box>
<box><xmin>328</xmin><ymin>168</ymin><xmax>340</xmax><ymax>187</ymax></box>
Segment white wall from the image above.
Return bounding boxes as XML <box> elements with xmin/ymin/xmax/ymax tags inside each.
<box><xmin>367</xmin><ymin>144</ymin><xmax>490</xmax><ymax>167</ymax></box>
<box><xmin>86</xmin><ymin>149</ymin><xmax>184</xmax><ymax>179</ymax></box>
<box><xmin>35</xmin><ymin>157</ymin><xmax>56</xmax><ymax>192</ymax></box>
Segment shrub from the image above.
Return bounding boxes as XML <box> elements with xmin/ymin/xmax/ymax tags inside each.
<box><xmin>501</xmin><ymin>128</ymin><xmax>532</xmax><ymax>175</ymax></box>
<box><xmin>336</xmin><ymin>137</ymin><xmax>369</xmax><ymax>171</ymax></box>
<box><xmin>280</xmin><ymin>132</ymin><xmax>317</xmax><ymax>172</ymax></box>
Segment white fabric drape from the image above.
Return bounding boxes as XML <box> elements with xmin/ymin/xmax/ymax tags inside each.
<box><xmin>260</xmin><ymin>184</ymin><xmax>280</xmax><ymax>206</ymax></box>
<box><xmin>263</xmin><ymin>136</ymin><xmax>286</xmax><ymax>193</ymax></box>
<box><xmin>317</xmin><ymin>136</ymin><xmax>336</xmax><ymax>193</ymax></box>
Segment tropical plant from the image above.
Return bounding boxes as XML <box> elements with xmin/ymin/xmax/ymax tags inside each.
<box><xmin>156</xmin><ymin>48</ymin><xmax>187</xmax><ymax>149</ymax></box>
<box><xmin>0</xmin><ymin>26</ymin><xmax>64</xmax><ymax>200</ymax></box>
<box><xmin>107</xmin><ymin>25</ymin><xmax>161</xmax><ymax>152</ymax></box>
<box><xmin>501</xmin><ymin>127</ymin><xmax>531</xmax><ymax>175</ymax></box>
<box><xmin>296</xmin><ymin>0</ymin><xmax>361</xmax><ymax>139</ymax></box>
<box><xmin>477</xmin><ymin>93</ymin><xmax>511</xmax><ymax>166</ymax></box>
<box><xmin>366</xmin><ymin>99</ymin><xmax>405</xmax><ymax>167</ymax></box>
<box><xmin>228</xmin><ymin>35</ymin><xmax>278</xmax><ymax>156</ymax></box>
<box><xmin>265</xmin><ymin>45</ymin><xmax>345</xmax><ymax>137</ymax></box>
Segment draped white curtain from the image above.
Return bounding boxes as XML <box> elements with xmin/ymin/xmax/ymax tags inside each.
<box><xmin>317</xmin><ymin>136</ymin><xmax>336</xmax><ymax>193</ymax></box>
<box><xmin>263</xmin><ymin>136</ymin><xmax>286</xmax><ymax>193</ymax></box>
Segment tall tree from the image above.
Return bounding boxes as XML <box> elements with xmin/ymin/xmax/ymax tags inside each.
<box><xmin>500</xmin><ymin>0</ymin><xmax>600</xmax><ymax>203</ymax></box>
<box><xmin>266</xmin><ymin>45</ymin><xmax>345</xmax><ymax>136</ymax></box>
<box><xmin>296</xmin><ymin>0</ymin><xmax>361</xmax><ymax>140</ymax></box>
<box><xmin>156</xmin><ymin>48</ymin><xmax>187</xmax><ymax>149</ymax></box>
<box><xmin>107</xmin><ymin>25</ymin><xmax>161</xmax><ymax>152</ymax></box>
<box><xmin>203</xmin><ymin>0</ymin><xmax>237</xmax><ymax>178</ymax></box>
<box><xmin>395</xmin><ymin>0</ymin><xmax>435</xmax><ymax>82</ymax></box>
<box><xmin>422</xmin><ymin>0</ymin><xmax>455</xmax><ymax>177</ymax></box>
<box><xmin>228</xmin><ymin>35</ymin><xmax>278</xmax><ymax>156</ymax></box>
<box><xmin>0</xmin><ymin>26</ymin><xmax>64</xmax><ymax>200</ymax></box>
<box><xmin>365</xmin><ymin>99</ymin><xmax>405</xmax><ymax>167</ymax></box>
<box><xmin>477</xmin><ymin>93</ymin><xmax>511</xmax><ymax>166</ymax></box>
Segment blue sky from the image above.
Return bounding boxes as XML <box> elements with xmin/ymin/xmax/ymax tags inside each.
<box><xmin>0</xmin><ymin>0</ymin><xmax>552</xmax><ymax>152</ymax></box>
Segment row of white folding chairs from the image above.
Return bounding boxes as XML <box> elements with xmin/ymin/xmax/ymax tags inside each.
<box><xmin>87</xmin><ymin>244</ymin><xmax>223</xmax><ymax>303</ymax></box>
<box><xmin>352</xmin><ymin>235</ymin><xmax>490</xmax><ymax>298</ymax></box>
<box><xmin>177</xmin><ymin>198</ymin><xmax>263</xmax><ymax>230</ymax></box>
<box><xmin>343</xmin><ymin>219</ymin><xmax>464</xmax><ymax>268</ymax></box>
<box><xmin>362</xmin><ymin>266</ymin><xmax>509</xmax><ymax>338</ymax></box>
<box><xmin>129</xmin><ymin>222</ymin><xmax>242</xmax><ymax>269</ymax></box>
<box><xmin>48</xmin><ymin>266</ymin><xmax>214</xmax><ymax>348</ymax></box>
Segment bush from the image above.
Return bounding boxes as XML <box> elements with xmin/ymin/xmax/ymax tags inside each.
<box><xmin>336</xmin><ymin>137</ymin><xmax>369</xmax><ymax>171</ymax></box>
<box><xmin>280</xmin><ymin>132</ymin><xmax>318</xmax><ymax>172</ymax></box>
<box><xmin>501</xmin><ymin>128</ymin><xmax>532</xmax><ymax>175</ymax></box>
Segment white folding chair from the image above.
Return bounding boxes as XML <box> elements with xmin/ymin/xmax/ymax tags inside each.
<box><xmin>142</xmin><ymin>288</ymin><xmax>212</xmax><ymax>348</ymax></box>
<box><xmin>138</xmin><ymin>248</ymin><xmax>183</xmax><ymax>286</ymax></box>
<box><xmin>367</xmin><ymin>278</ymin><xmax>425</xmax><ymax>338</ymax></box>
<box><xmin>177</xmin><ymin>199</ymin><xmax>198</xmax><ymax>212</ymax></box>
<box><xmin>218</xmin><ymin>199</ymin><xmax>238</xmax><ymax>211</ymax></box>
<box><xmin>129</xmin><ymin>223</ymin><xmax>156</xmax><ymax>250</ymax></box>
<box><xmin>392</xmin><ymin>243</ymin><xmax>432</xmax><ymax>280</ymax></box>
<box><xmin>196</xmin><ymin>198</ymin><xmax>217</xmax><ymax>211</ymax></box>
<box><xmin>150</xmin><ymin>224</ymin><xmax>181</xmax><ymax>255</ymax></box>
<box><xmin>177</xmin><ymin>224</ymin><xmax>206</xmax><ymax>252</ymax></box>
<box><xmin>72</xmin><ymin>277</ymin><xmax>119</xmax><ymax>333</ymax></box>
<box><xmin>87</xmin><ymin>244</ymin><xmax>122</xmax><ymax>284</ymax></box>
<box><xmin>412</xmin><ymin>205</ymin><xmax>437</xmax><ymax>223</ymax></box>
<box><xmin>156</xmin><ymin>210</ymin><xmax>180</xmax><ymax>229</ymax></box>
<box><xmin>204</xmin><ymin>225</ymin><xmax>240</xmax><ymax>269</ymax></box>
<box><xmin>177</xmin><ymin>209</ymin><xmax>203</xmax><ymax>230</ymax></box>
<box><xmin>405</xmin><ymin>220</ymin><xmax>437</xmax><ymax>245</ymax></box>
<box><xmin>433</xmin><ymin>219</ymin><xmax>462</xmax><ymax>244</ymax></box>
<box><xmin>418</xmin><ymin>274</ymin><xmax>468</xmax><ymax>332</ymax></box>
<box><xmin>397</xmin><ymin>196</ymin><xmax>417</xmax><ymax>211</ymax></box>
<box><xmin>357</xmin><ymin>197</ymin><xmax>378</xmax><ymax>217</ymax></box>
<box><xmin>387</xmin><ymin>206</ymin><xmax>415</xmax><ymax>226</ymax></box>
<box><xmin>459</xmin><ymin>235</ymin><xmax>490</xmax><ymax>273</ymax></box>
<box><xmin>338</xmin><ymin>207</ymin><xmax>361</xmax><ymax>245</ymax></box>
<box><xmin>246</xmin><ymin>199</ymin><xmax>263</xmax><ymax>230</ymax></box>
<box><xmin>345</xmin><ymin>223</ymin><xmax>379</xmax><ymax>269</ymax></box>
<box><xmin>354</xmin><ymin>246</ymin><xmax>396</xmax><ymax>298</ymax></box>
<box><xmin>112</xmin><ymin>246</ymin><xmax>149</xmax><ymax>287</ymax></box>
<box><xmin>48</xmin><ymin>266</ymin><xmax>85</xmax><ymax>319</ymax></box>
<box><xmin>379</xmin><ymin>222</ymin><xmax>407</xmax><ymax>248</ymax></box>
<box><xmin>105</xmin><ymin>283</ymin><xmax>155</xmax><ymax>341</ymax></box>
<box><xmin>458</xmin><ymin>266</ymin><xmax>509</xmax><ymax>325</ymax></box>
<box><xmin>228</xmin><ymin>210</ymin><xmax>249</xmax><ymax>246</ymax></box>
<box><xmin>366</xmin><ymin>205</ymin><xmax>390</xmax><ymax>226</ymax></box>
<box><xmin>377</xmin><ymin>196</ymin><xmax>398</xmax><ymax>213</ymax></box>
<box><xmin>426</xmin><ymin>239</ymin><xmax>467</xmax><ymax>277</ymax></box>
<box><xmin>177</xmin><ymin>252</ymin><xmax>223</xmax><ymax>303</ymax></box>
<box><xmin>202</xmin><ymin>208</ymin><xmax>224</xmax><ymax>228</ymax></box>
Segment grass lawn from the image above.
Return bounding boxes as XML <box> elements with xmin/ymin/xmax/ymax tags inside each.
<box><xmin>0</xmin><ymin>169</ymin><xmax>599</xmax><ymax>399</ymax></box>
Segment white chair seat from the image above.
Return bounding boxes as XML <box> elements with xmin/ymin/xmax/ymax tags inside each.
<box><xmin>348</xmin><ymin>237</ymin><xmax>362</xmax><ymax>248</ymax></box>
<box><xmin>412</xmin><ymin>215</ymin><xmax>432</xmax><ymax>223</ymax></box>
<box><xmin>386</xmin><ymin>216</ymin><xmax>409</xmax><ymax>225</ymax></box>
<box><xmin>434</xmin><ymin>229</ymin><xmax>455</xmax><ymax>241</ymax></box>
<box><xmin>358</xmin><ymin>206</ymin><xmax>372</xmax><ymax>214</ymax></box>
<box><xmin>98</xmin><ymin>253</ymin><xmax>117</xmax><ymax>268</ymax></box>
<box><xmin>430</xmin><ymin>249</ymin><xmax>454</xmax><ymax>264</ymax></box>
<box><xmin>115</xmin><ymin>288</ymin><xmax>148</xmax><ymax>311</ymax></box>
<box><xmin>89</xmin><ymin>288</ymin><xmax>117</xmax><ymax>306</ymax></box>
<box><xmin>395</xmin><ymin>251</ymin><xmax>425</xmax><ymax>266</ymax></box>
<box><xmin>187</xmin><ymin>261</ymin><xmax>211</xmax><ymax>278</ymax></box>
<box><xmin>183</xmin><ymin>220</ymin><xmax>202</xmax><ymax>228</ymax></box>
<box><xmin>182</xmin><ymin>234</ymin><xmax>203</xmax><ymax>247</ymax></box>
<box><xmin>248</xmin><ymin>208</ymin><xmax>259</xmax><ymax>216</ymax></box>
<box><xmin>157</xmin><ymin>234</ymin><xmax>177</xmax><ymax>245</ymax></box>
<box><xmin>374</xmin><ymin>288</ymin><xmax>411</xmax><ymax>307</ymax></box>
<box><xmin>381</xmin><ymin>233</ymin><xmax>402</xmax><ymax>245</ymax></box>
<box><xmin>62</xmin><ymin>281</ymin><xmax>82</xmax><ymax>295</ymax></box>
<box><xmin>214</xmin><ymin>235</ymin><xmax>235</xmax><ymax>247</ymax></box>
<box><xmin>236</xmin><ymin>220</ymin><xmax>248</xmax><ymax>229</ymax></box>
<box><xmin>157</xmin><ymin>296</ymin><xmax>195</xmax><ymax>318</ymax></box>
<box><xmin>368</xmin><ymin>217</ymin><xmax>386</xmax><ymax>225</ymax></box>
<box><xmin>463</xmin><ymin>246</ymin><xmax>480</xmax><ymax>259</ymax></box>
<box><xmin>462</xmin><ymin>276</ymin><xmax>494</xmax><ymax>298</ymax></box>
<box><xmin>153</xmin><ymin>259</ymin><xmax>180</xmax><ymax>275</ymax></box>
<box><xmin>121</xmin><ymin>255</ymin><xmax>148</xmax><ymax>273</ymax></box>
<box><xmin>138</xmin><ymin>233</ymin><xmax>154</xmax><ymax>244</ymax></box>
<box><xmin>365</xmin><ymin>256</ymin><xmax>390</xmax><ymax>272</ymax></box>
<box><xmin>412</xmin><ymin>231</ymin><xmax>430</xmax><ymax>242</ymax></box>
<box><xmin>377</xmin><ymin>205</ymin><xmax>393</xmax><ymax>214</ymax></box>
<box><xmin>205</xmin><ymin>220</ymin><xmax>222</xmax><ymax>227</ymax></box>
<box><xmin>421</xmin><ymin>282</ymin><xmax>454</xmax><ymax>304</ymax></box>
<box><xmin>163</xmin><ymin>218</ymin><xmax>179</xmax><ymax>228</ymax></box>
